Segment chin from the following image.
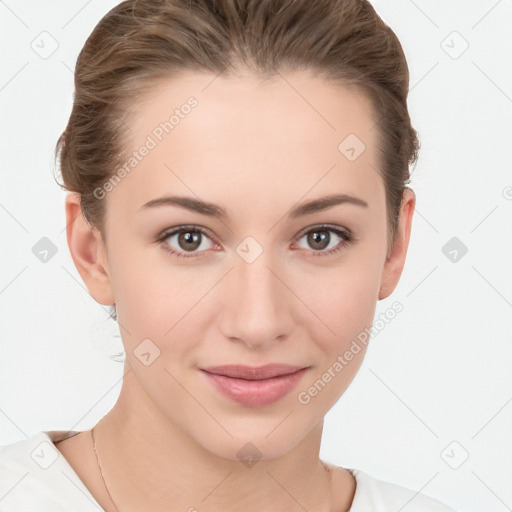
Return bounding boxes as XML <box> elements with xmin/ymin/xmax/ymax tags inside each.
<box><xmin>191</xmin><ymin>414</ymin><xmax>316</xmax><ymax>465</ymax></box>
<box><xmin>201</xmin><ymin>434</ymin><xmax>300</xmax><ymax>464</ymax></box>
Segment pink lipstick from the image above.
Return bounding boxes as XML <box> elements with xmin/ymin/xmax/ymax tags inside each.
<box><xmin>200</xmin><ymin>364</ymin><xmax>308</xmax><ymax>407</ymax></box>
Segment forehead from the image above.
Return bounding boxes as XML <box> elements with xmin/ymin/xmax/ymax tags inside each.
<box><xmin>109</xmin><ymin>70</ymin><xmax>383</xmax><ymax>220</ymax></box>
<box><xmin>126</xmin><ymin>69</ymin><xmax>377</xmax><ymax>150</ymax></box>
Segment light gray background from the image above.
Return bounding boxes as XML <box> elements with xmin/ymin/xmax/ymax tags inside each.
<box><xmin>1</xmin><ymin>1</ymin><xmax>511</xmax><ymax>511</ymax></box>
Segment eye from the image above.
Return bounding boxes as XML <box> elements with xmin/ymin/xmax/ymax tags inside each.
<box><xmin>156</xmin><ymin>224</ymin><xmax>355</xmax><ymax>259</ymax></box>
<box><xmin>157</xmin><ymin>225</ymin><xmax>217</xmax><ymax>258</ymax></box>
<box><xmin>294</xmin><ymin>224</ymin><xmax>354</xmax><ymax>257</ymax></box>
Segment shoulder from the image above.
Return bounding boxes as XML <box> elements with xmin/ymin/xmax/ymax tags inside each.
<box><xmin>349</xmin><ymin>468</ymin><xmax>458</xmax><ymax>512</ymax></box>
<box><xmin>0</xmin><ymin>430</ymin><xmax>100</xmax><ymax>511</ymax></box>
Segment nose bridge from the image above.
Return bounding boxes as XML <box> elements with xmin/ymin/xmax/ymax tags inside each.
<box><xmin>220</xmin><ymin>241</ymin><xmax>292</xmax><ymax>346</ymax></box>
<box><xmin>236</xmin><ymin>243</ymin><xmax>283</xmax><ymax>316</ymax></box>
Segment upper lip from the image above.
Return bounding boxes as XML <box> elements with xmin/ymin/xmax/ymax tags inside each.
<box><xmin>200</xmin><ymin>364</ymin><xmax>307</xmax><ymax>380</ymax></box>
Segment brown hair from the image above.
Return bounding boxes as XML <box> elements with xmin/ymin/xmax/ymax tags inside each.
<box><xmin>54</xmin><ymin>0</ymin><xmax>419</xmax><ymax>320</ymax></box>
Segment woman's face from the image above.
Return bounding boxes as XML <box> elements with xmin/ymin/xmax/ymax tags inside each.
<box><xmin>81</xmin><ymin>70</ymin><xmax>412</xmax><ymax>460</ymax></box>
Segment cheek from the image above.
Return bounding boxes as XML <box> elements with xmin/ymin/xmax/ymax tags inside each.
<box><xmin>292</xmin><ymin>266</ymin><xmax>378</xmax><ymax>411</ymax></box>
<box><xmin>110</xmin><ymin>250</ymin><xmax>214</xmax><ymax>353</ymax></box>
<box><xmin>294</xmin><ymin>258</ymin><xmax>380</xmax><ymax>348</ymax></box>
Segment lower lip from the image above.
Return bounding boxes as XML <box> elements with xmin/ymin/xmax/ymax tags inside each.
<box><xmin>201</xmin><ymin>368</ymin><xmax>308</xmax><ymax>407</ymax></box>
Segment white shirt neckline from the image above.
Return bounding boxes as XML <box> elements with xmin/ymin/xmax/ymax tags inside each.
<box><xmin>0</xmin><ymin>430</ymin><xmax>457</xmax><ymax>511</ymax></box>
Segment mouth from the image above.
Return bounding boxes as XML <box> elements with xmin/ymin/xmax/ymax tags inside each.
<box><xmin>199</xmin><ymin>364</ymin><xmax>309</xmax><ymax>407</ymax></box>
<box><xmin>200</xmin><ymin>364</ymin><xmax>307</xmax><ymax>380</ymax></box>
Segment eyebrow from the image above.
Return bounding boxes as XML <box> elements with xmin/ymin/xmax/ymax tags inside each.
<box><xmin>139</xmin><ymin>193</ymin><xmax>369</xmax><ymax>219</ymax></box>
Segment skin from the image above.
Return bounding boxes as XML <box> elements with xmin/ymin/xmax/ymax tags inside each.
<box><xmin>60</xmin><ymin>69</ymin><xmax>415</xmax><ymax>512</ymax></box>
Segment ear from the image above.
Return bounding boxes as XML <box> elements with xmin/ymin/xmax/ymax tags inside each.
<box><xmin>64</xmin><ymin>192</ymin><xmax>115</xmax><ymax>306</ymax></box>
<box><xmin>378</xmin><ymin>187</ymin><xmax>416</xmax><ymax>301</ymax></box>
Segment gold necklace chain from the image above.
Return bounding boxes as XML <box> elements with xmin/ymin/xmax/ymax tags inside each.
<box><xmin>91</xmin><ymin>427</ymin><xmax>334</xmax><ymax>512</ymax></box>
<box><xmin>91</xmin><ymin>427</ymin><xmax>121</xmax><ymax>512</ymax></box>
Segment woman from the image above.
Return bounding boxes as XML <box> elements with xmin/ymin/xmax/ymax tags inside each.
<box><xmin>0</xmin><ymin>0</ymin><xmax>459</xmax><ymax>510</ymax></box>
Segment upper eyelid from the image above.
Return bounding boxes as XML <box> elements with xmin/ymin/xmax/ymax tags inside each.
<box><xmin>160</xmin><ymin>224</ymin><xmax>217</xmax><ymax>244</ymax></box>
<box><xmin>295</xmin><ymin>224</ymin><xmax>350</xmax><ymax>237</ymax></box>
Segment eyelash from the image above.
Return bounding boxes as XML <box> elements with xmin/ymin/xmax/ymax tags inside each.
<box><xmin>156</xmin><ymin>224</ymin><xmax>355</xmax><ymax>259</ymax></box>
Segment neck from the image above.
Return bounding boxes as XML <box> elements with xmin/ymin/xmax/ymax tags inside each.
<box><xmin>93</xmin><ymin>367</ymin><xmax>338</xmax><ymax>512</ymax></box>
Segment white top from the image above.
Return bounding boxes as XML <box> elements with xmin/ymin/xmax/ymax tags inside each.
<box><xmin>0</xmin><ymin>430</ymin><xmax>458</xmax><ymax>511</ymax></box>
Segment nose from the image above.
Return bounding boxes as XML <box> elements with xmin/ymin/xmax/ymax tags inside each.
<box><xmin>218</xmin><ymin>247</ymin><xmax>295</xmax><ymax>350</ymax></box>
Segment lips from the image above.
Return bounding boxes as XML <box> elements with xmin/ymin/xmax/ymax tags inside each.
<box><xmin>200</xmin><ymin>364</ymin><xmax>306</xmax><ymax>380</ymax></box>
<box><xmin>199</xmin><ymin>364</ymin><xmax>309</xmax><ymax>407</ymax></box>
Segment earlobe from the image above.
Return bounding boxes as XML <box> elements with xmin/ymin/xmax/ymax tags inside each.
<box><xmin>64</xmin><ymin>192</ymin><xmax>115</xmax><ymax>306</ymax></box>
<box><xmin>378</xmin><ymin>187</ymin><xmax>416</xmax><ymax>301</ymax></box>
